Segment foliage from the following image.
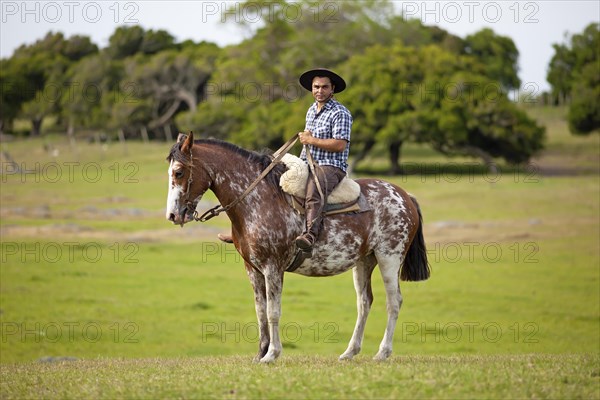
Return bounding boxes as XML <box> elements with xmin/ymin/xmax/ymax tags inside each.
<box><xmin>60</xmin><ymin>54</ymin><xmax>123</xmax><ymax>132</ymax></box>
<box><xmin>464</xmin><ymin>28</ymin><xmax>521</xmax><ymax>90</ymax></box>
<box><xmin>1</xmin><ymin>0</ymin><xmax>546</xmax><ymax>170</ymax></box>
<box><xmin>547</xmin><ymin>23</ymin><xmax>600</xmax><ymax>135</ymax></box>
<box><xmin>568</xmin><ymin>62</ymin><xmax>600</xmax><ymax>134</ymax></box>
<box><xmin>116</xmin><ymin>43</ymin><xmax>219</xmax><ymax>137</ymax></box>
<box><xmin>1</xmin><ymin>32</ymin><xmax>99</xmax><ymax>135</ymax></box>
<box><xmin>342</xmin><ymin>43</ymin><xmax>544</xmax><ymax>169</ymax></box>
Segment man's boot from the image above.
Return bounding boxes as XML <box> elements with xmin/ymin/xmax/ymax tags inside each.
<box><xmin>295</xmin><ymin>207</ymin><xmax>322</xmax><ymax>254</ymax></box>
<box><xmin>217</xmin><ymin>233</ymin><xmax>233</xmax><ymax>243</ymax></box>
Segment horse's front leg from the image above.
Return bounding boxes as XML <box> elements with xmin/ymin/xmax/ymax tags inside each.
<box><xmin>259</xmin><ymin>267</ymin><xmax>284</xmax><ymax>363</ymax></box>
<box><xmin>245</xmin><ymin>263</ymin><xmax>269</xmax><ymax>362</ymax></box>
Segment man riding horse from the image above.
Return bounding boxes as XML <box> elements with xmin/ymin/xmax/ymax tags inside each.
<box><xmin>295</xmin><ymin>68</ymin><xmax>352</xmax><ymax>253</ymax></box>
<box><xmin>220</xmin><ymin>68</ymin><xmax>352</xmax><ymax>254</ymax></box>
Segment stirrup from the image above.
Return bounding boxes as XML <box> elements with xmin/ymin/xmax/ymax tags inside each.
<box><xmin>295</xmin><ymin>233</ymin><xmax>315</xmax><ymax>252</ymax></box>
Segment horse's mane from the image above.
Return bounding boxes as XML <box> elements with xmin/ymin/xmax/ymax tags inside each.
<box><xmin>167</xmin><ymin>138</ymin><xmax>287</xmax><ymax>191</ymax></box>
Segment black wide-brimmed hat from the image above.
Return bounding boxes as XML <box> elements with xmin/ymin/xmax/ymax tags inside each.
<box><xmin>299</xmin><ymin>68</ymin><xmax>346</xmax><ymax>93</ymax></box>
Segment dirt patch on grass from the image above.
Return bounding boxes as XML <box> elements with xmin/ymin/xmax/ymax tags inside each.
<box><xmin>425</xmin><ymin>216</ymin><xmax>593</xmax><ymax>245</ymax></box>
<box><xmin>0</xmin><ymin>223</ymin><xmax>226</xmax><ymax>243</ymax></box>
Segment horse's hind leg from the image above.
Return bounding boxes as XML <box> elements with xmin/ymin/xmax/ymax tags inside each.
<box><xmin>339</xmin><ymin>254</ymin><xmax>377</xmax><ymax>361</ymax></box>
<box><xmin>245</xmin><ymin>263</ymin><xmax>269</xmax><ymax>362</ymax></box>
<box><xmin>374</xmin><ymin>252</ymin><xmax>403</xmax><ymax>361</ymax></box>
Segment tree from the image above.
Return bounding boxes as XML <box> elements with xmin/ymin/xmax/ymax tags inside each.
<box><xmin>546</xmin><ymin>43</ymin><xmax>574</xmax><ymax>105</ymax></box>
<box><xmin>198</xmin><ymin>0</ymin><xmax>461</xmax><ymax>152</ymax></box>
<box><xmin>568</xmin><ymin>62</ymin><xmax>600</xmax><ymax>134</ymax></box>
<box><xmin>60</xmin><ymin>53</ymin><xmax>123</xmax><ymax>138</ymax></box>
<box><xmin>342</xmin><ymin>42</ymin><xmax>544</xmax><ymax>173</ymax></box>
<box><xmin>4</xmin><ymin>32</ymin><xmax>98</xmax><ymax>136</ymax></box>
<box><xmin>19</xmin><ymin>89</ymin><xmax>57</xmax><ymax>137</ymax></box>
<box><xmin>342</xmin><ymin>44</ymin><xmax>426</xmax><ymax>173</ymax></box>
<box><xmin>464</xmin><ymin>28</ymin><xmax>521</xmax><ymax>90</ymax></box>
<box><xmin>0</xmin><ymin>62</ymin><xmax>26</xmax><ymax>133</ymax></box>
<box><xmin>62</xmin><ymin>35</ymin><xmax>98</xmax><ymax>61</ymax></box>
<box><xmin>106</xmin><ymin>26</ymin><xmax>145</xmax><ymax>59</ymax></box>
<box><xmin>430</xmin><ymin>72</ymin><xmax>545</xmax><ymax>168</ymax></box>
<box><xmin>114</xmin><ymin>42</ymin><xmax>219</xmax><ymax>139</ymax></box>
<box><xmin>567</xmin><ymin>23</ymin><xmax>600</xmax><ymax>135</ymax></box>
<box><xmin>547</xmin><ymin>23</ymin><xmax>599</xmax><ymax>135</ymax></box>
<box><xmin>140</xmin><ymin>29</ymin><xmax>176</xmax><ymax>55</ymax></box>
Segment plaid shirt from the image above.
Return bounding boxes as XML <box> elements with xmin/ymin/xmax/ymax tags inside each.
<box><xmin>300</xmin><ymin>98</ymin><xmax>353</xmax><ymax>172</ymax></box>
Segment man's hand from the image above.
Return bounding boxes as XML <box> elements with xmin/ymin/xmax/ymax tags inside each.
<box><xmin>298</xmin><ymin>130</ymin><xmax>347</xmax><ymax>153</ymax></box>
<box><xmin>298</xmin><ymin>130</ymin><xmax>313</xmax><ymax>145</ymax></box>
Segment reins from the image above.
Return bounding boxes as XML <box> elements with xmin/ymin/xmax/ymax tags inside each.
<box><xmin>191</xmin><ymin>133</ymin><xmax>307</xmax><ymax>222</ymax></box>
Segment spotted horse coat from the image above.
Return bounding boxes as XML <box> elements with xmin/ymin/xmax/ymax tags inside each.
<box><xmin>165</xmin><ymin>132</ymin><xmax>430</xmax><ymax>363</ymax></box>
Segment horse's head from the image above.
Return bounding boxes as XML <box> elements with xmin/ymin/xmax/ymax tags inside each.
<box><xmin>165</xmin><ymin>132</ymin><xmax>212</xmax><ymax>226</ymax></box>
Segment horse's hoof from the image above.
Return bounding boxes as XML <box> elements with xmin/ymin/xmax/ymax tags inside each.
<box><xmin>339</xmin><ymin>348</ymin><xmax>359</xmax><ymax>361</ymax></box>
<box><xmin>373</xmin><ymin>351</ymin><xmax>391</xmax><ymax>361</ymax></box>
<box><xmin>259</xmin><ymin>355</ymin><xmax>276</xmax><ymax>364</ymax></box>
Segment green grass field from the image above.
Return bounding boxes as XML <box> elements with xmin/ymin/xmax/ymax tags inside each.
<box><xmin>1</xmin><ymin>106</ymin><xmax>599</xmax><ymax>399</ymax></box>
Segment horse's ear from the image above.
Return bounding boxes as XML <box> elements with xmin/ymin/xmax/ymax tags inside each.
<box><xmin>177</xmin><ymin>133</ymin><xmax>187</xmax><ymax>143</ymax></box>
<box><xmin>180</xmin><ymin>131</ymin><xmax>194</xmax><ymax>154</ymax></box>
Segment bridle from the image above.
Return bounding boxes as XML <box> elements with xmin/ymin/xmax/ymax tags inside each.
<box><xmin>182</xmin><ymin>146</ymin><xmax>198</xmax><ymax>221</ymax></box>
<box><xmin>179</xmin><ymin>144</ymin><xmax>210</xmax><ymax>226</ymax></box>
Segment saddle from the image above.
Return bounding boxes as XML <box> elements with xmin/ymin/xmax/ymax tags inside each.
<box><xmin>279</xmin><ymin>154</ymin><xmax>369</xmax><ymax>216</ymax></box>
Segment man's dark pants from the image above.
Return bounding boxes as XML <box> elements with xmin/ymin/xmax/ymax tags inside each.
<box><xmin>301</xmin><ymin>164</ymin><xmax>346</xmax><ymax>245</ymax></box>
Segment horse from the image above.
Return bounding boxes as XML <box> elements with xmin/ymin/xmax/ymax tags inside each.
<box><xmin>165</xmin><ymin>132</ymin><xmax>430</xmax><ymax>363</ymax></box>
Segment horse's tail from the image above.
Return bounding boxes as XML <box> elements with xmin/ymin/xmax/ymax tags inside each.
<box><xmin>400</xmin><ymin>195</ymin><xmax>431</xmax><ymax>282</ymax></box>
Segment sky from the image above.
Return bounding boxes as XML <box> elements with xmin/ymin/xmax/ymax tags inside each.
<box><xmin>1</xmin><ymin>1</ymin><xmax>598</xmax><ymax>93</ymax></box>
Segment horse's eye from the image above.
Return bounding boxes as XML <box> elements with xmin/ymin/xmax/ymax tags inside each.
<box><xmin>174</xmin><ymin>170</ymin><xmax>184</xmax><ymax>179</ymax></box>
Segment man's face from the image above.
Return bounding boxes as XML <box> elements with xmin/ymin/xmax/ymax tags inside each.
<box><xmin>312</xmin><ymin>76</ymin><xmax>334</xmax><ymax>103</ymax></box>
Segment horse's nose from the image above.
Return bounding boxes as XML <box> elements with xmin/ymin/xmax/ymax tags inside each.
<box><xmin>168</xmin><ymin>213</ymin><xmax>176</xmax><ymax>222</ymax></box>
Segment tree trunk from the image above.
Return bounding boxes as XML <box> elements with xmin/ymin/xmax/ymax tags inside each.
<box><xmin>462</xmin><ymin>145</ymin><xmax>498</xmax><ymax>174</ymax></box>
<box><xmin>30</xmin><ymin>118</ymin><xmax>42</xmax><ymax>137</ymax></box>
<box><xmin>164</xmin><ymin>124</ymin><xmax>173</xmax><ymax>141</ymax></box>
<box><xmin>388</xmin><ymin>140</ymin><xmax>404</xmax><ymax>175</ymax></box>
<box><xmin>149</xmin><ymin>100</ymin><xmax>181</xmax><ymax>130</ymax></box>
<box><xmin>350</xmin><ymin>139</ymin><xmax>375</xmax><ymax>174</ymax></box>
<box><xmin>66</xmin><ymin>121</ymin><xmax>77</xmax><ymax>149</ymax></box>
<box><xmin>118</xmin><ymin>128</ymin><xmax>128</xmax><ymax>155</ymax></box>
<box><xmin>1</xmin><ymin>150</ymin><xmax>20</xmax><ymax>173</ymax></box>
<box><xmin>140</xmin><ymin>126</ymin><xmax>150</xmax><ymax>143</ymax></box>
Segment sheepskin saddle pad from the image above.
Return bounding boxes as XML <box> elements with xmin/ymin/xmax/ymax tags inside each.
<box><xmin>279</xmin><ymin>154</ymin><xmax>360</xmax><ymax>204</ymax></box>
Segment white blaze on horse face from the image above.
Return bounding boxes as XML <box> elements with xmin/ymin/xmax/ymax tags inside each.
<box><xmin>166</xmin><ymin>160</ymin><xmax>185</xmax><ymax>220</ymax></box>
